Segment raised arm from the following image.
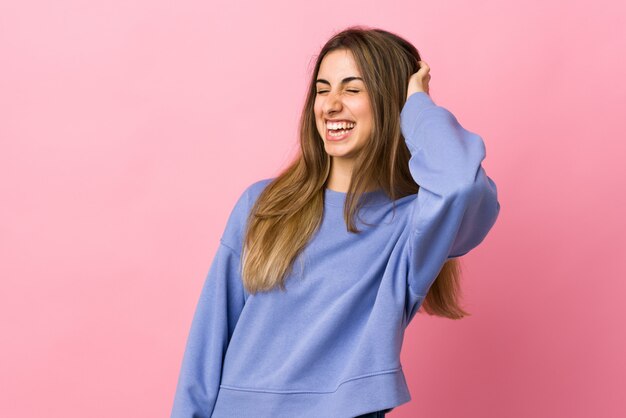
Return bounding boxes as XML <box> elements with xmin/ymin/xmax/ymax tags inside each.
<box><xmin>401</xmin><ymin>89</ymin><xmax>500</xmax><ymax>298</ymax></box>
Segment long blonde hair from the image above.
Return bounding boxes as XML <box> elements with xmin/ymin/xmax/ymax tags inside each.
<box><xmin>241</xmin><ymin>26</ymin><xmax>469</xmax><ymax>319</ymax></box>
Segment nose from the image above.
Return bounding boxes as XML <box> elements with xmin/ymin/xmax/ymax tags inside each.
<box><xmin>323</xmin><ymin>91</ymin><xmax>342</xmax><ymax>115</ymax></box>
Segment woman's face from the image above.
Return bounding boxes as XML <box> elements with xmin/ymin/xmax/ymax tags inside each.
<box><xmin>314</xmin><ymin>49</ymin><xmax>373</xmax><ymax>162</ymax></box>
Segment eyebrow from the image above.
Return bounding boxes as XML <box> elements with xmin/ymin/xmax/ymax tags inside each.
<box><xmin>315</xmin><ymin>76</ymin><xmax>364</xmax><ymax>85</ymax></box>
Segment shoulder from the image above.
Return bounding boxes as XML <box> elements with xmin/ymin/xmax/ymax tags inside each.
<box><xmin>246</xmin><ymin>177</ymin><xmax>275</xmax><ymax>204</ymax></box>
<box><xmin>231</xmin><ymin>177</ymin><xmax>275</xmax><ymax>213</ymax></box>
<box><xmin>220</xmin><ymin>177</ymin><xmax>275</xmax><ymax>254</ymax></box>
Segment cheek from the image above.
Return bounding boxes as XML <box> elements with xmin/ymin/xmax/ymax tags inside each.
<box><xmin>313</xmin><ymin>99</ymin><xmax>322</xmax><ymax>114</ymax></box>
<box><xmin>357</xmin><ymin>119</ymin><xmax>373</xmax><ymax>143</ymax></box>
<box><xmin>353</xmin><ymin>101</ymin><xmax>372</xmax><ymax>122</ymax></box>
<box><xmin>355</xmin><ymin>109</ymin><xmax>373</xmax><ymax>131</ymax></box>
<box><xmin>313</xmin><ymin>105</ymin><xmax>323</xmax><ymax>124</ymax></box>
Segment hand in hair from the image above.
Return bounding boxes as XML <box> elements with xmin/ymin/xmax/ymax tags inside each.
<box><xmin>406</xmin><ymin>60</ymin><xmax>431</xmax><ymax>100</ymax></box>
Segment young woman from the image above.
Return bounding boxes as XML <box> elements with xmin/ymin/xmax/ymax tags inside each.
<box><xmin>171</xmin><ymin>26</ymin><xmax>500</xmax><ymax>418</ymax></box>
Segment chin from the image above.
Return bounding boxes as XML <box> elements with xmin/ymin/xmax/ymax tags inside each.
<box><xmin>324</xmin><ymin>148</ymin><xmax>357</xmax><ymax>160</ymax></box>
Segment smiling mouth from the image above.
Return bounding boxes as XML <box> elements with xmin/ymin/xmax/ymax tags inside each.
<box><xmin>328</xmin><ymin>126</ymin><xmax>354</xmax><ymax>136</ymax></box>
<box><xmin>326</xmin><ymin>125</ymin><xmax>355</xmax><ymax>141</ymax></box>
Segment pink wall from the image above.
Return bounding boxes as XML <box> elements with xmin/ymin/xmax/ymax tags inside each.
<box><xmin>1</xmin><ymin>0</ymin><xmax>624</xmax><ymax>417</ymax></box>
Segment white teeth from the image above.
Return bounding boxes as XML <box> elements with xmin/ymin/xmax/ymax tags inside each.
<box><xmin>326</xmin><ymin>121</ymin><xmax>355</xmax><ymax>130</ymax></box>
<box><xmin>329</xmin><ymin>129</ymin><xmax>352</xmax><ymax>137</ymax></box>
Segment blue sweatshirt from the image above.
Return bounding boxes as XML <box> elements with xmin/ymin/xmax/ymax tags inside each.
<box><xmin>170</xmin><ymin>92</ymin><xmax>500</xmax><ymax>418</ymax></box>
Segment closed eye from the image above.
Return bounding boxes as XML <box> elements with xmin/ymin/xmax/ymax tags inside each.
<box><xmin>316</xmin><ymin>89</ymin><xmax>361</xmax><ymax>94</ymax></box>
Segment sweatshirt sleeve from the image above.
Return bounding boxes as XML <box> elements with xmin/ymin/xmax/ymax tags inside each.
<box><xmin>400</xmin><ymin>92</ymin><xmax>500</xmax><ymax>297</ymax></box>
<box><xmin>170</xmin><ymin>187</ymin><xmax>250</xmax><ymax>418</ymax></box>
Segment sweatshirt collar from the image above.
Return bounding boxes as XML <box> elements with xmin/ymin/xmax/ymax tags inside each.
<box><xmin>324</xmin><ymin>187</ymin><xmax>390</xmax><ymax>207</ymax></box>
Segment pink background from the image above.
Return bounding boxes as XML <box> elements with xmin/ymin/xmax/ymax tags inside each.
<box><xmin>1</xmin><ymin>0</ymin><xmax>625</xmax><ymax>417</ymax></box>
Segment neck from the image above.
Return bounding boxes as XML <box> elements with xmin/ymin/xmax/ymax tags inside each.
<box><xmin>326</xmin><ymin>157</ymin><xmax>378</xmax><ymax>193</ymax></box>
